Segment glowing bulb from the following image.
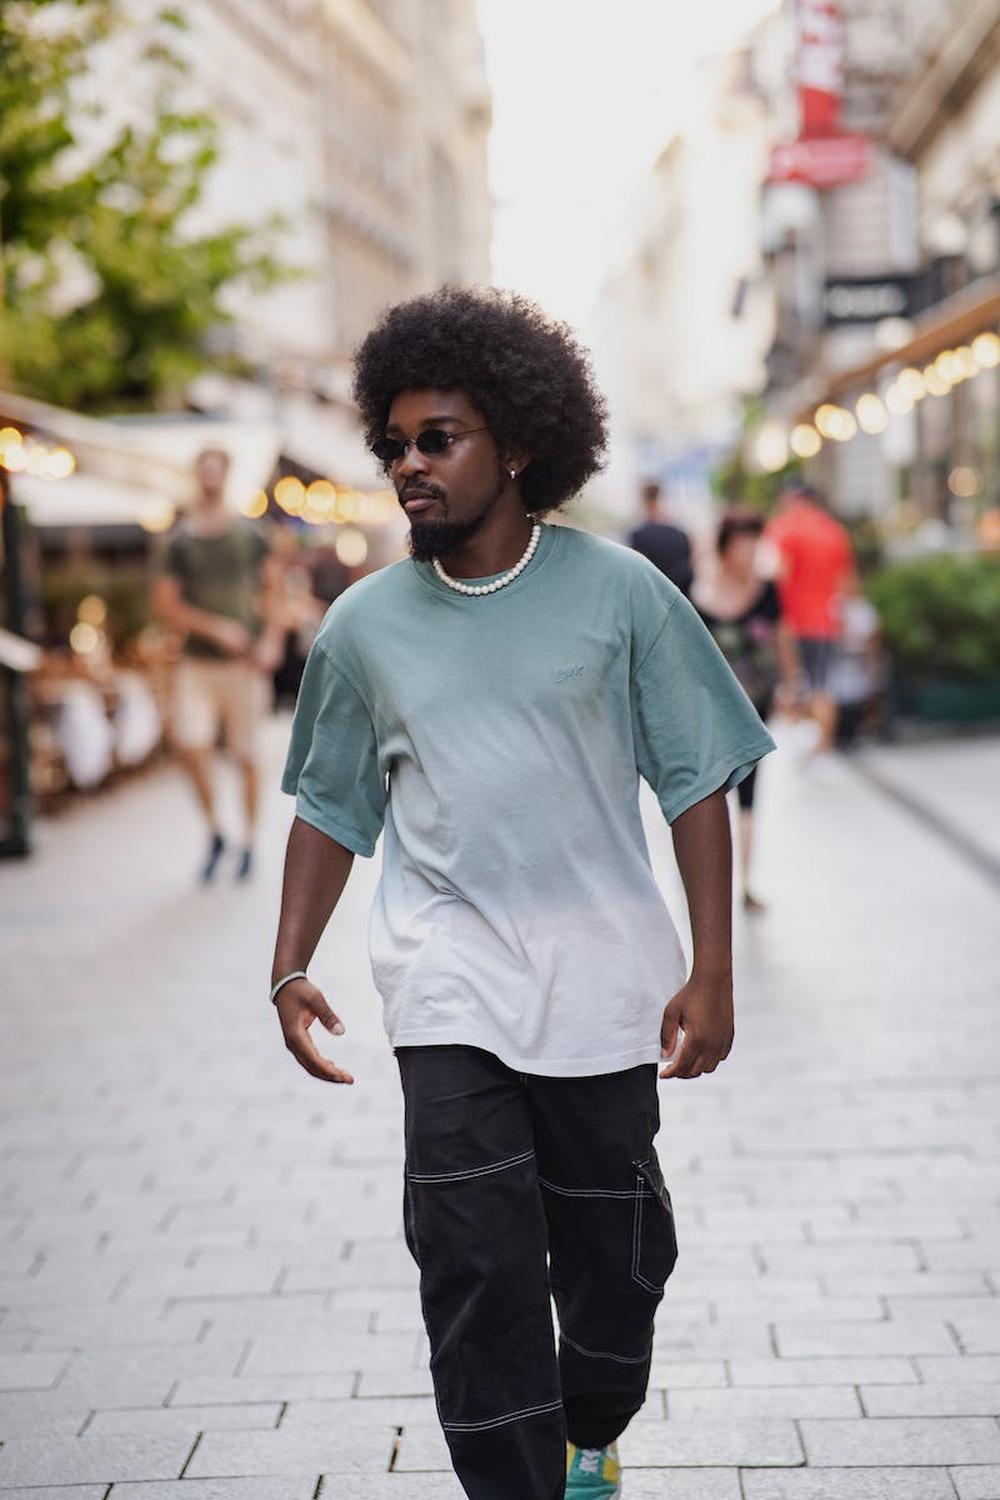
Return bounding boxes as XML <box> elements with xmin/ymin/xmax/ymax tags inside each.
<box><xmin>45</xmin><ymin>446</ymin><xmax>76</xmax><ymax>480</ymax></box>
<box><xmin>140</xmin><ymin>504</ymin><xmax>176</xmax><ymax>533</ymax></box>
<box><xmin>274</xmin><ymin>476</ymin><xmax>306</xmax><ymax>515</ymax></box>
<box><xmin>69</xmin><ymin>622</ymin><xmax>99</xmax><ymax>655</ymax></box>
<box><xmin>971</xmin><ymin>332</ymin><xmax>1000</xmax><ymax>369</ymax></box>
<box><xmin>335</xmin><ymin>527</ymin><xmax>368</xmax><ymax>567</ymax></box>
<box><xmin>923</xmin><ymin>364</ymin><xmax>950</xmax><ymax>397</ymax></box>
<box><xmin>897</xmin><ymin>367</ymin><xmax>925</xmax><ymax>401</ymax></box>
<box><xmin>239</xmin><ymin>488</ymin><xmax>269</xmax><ymax>519</ymax></box>
<box><xmin>305</xmin><ymin>480</ymin><xmax>338</xmax><ymax>523</ymax></box>
<box><xmin>948</xmin><ymin>465</ymin><xmax>981</xmax><ymax>499</ymax></box>
<box><xmin>885</xmin><ymin>384</ymin><xmax>914</xmax><ymax>415</ymax></box>
<box><xmin>814</xmin><ymin>405</ymin><xmax>840</xmax><ymax>440</ymax></box>
<box><xmin>855</xmin><ymin>394</ymin><xmax>888</xmax><ymax>435</ymax></box>
<box><xmin>77</xmin><ymin>595</ymin><xmax>107</xmax><ymax>626</ymax></box>
<box><xmin>790</xmin><ymin>424</ymin><xmax>822</xmax><ymax>459</ymax></box>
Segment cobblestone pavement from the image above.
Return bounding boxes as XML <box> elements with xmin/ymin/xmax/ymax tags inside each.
<box><xmin>1</xmin><ymin>718</ymin><xmax>999</xmax><ymax>1498</ymax></box>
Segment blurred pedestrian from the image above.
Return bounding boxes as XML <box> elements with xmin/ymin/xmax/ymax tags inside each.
<box><xmin>693</xmin><ymin>509</ymin><xmax>792</xmax><ymax>911</ymax></box>
<box><xmin>764</xmin><ymin>481</ymin><xmax>856</xmax><ymax>754</ymax></box>
<box><xmin>153</xmin><ymin>448</ymin><xmax>282</xmax><ymax>883</ymax></box>
<box><xmin>271</xmin><ymin>287</ymin><xmax>774</xmax><ymax>1500</ymax></box>
<box><xmin>628</xmin><ymin>479</ymin><xmax>694</xmax><ymax>595</ymax></box>
<box><xmin>829</xmin><ymin>575</ymin><xmax>883</xmax><ymax>750</ymax></box>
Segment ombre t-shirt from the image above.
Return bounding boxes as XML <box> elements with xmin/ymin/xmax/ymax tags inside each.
<box><xmin>282</xmin><ymin>523</ymin><xmax>775</xmax><ymax>1077</ymax></box>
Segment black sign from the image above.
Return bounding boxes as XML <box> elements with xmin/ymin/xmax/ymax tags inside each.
<box><xmin>823</xmin><ymin>275</ymin><xmax>915</xmax><ymax>326</ymax></box>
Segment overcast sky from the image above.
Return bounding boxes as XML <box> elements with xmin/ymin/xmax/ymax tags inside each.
<box><xmin>475</xmin><ymin>0</ymin><xmax>779</xmax><ymax>330</ymax></box>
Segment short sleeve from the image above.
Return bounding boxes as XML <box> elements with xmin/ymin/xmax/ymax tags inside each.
<box><xmin>156</xmin><ymin>532</ymin><xmax>186</xmax><ymax>581</ymax></box>
<box><xmin>630</xmin><ymin>591</ymin><xmax>776</xmax><ymax>824</ymax></box>
<box><xmin>281</xmin><ymin>640</ymin><xmax>386</xmax><ymax>857</ymax></box>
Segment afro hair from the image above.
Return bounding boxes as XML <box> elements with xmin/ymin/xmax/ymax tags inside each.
<box><xmin>352</xmin><ymin>286</ymin><xmax>608</xmax><ymax>516</ymax></box>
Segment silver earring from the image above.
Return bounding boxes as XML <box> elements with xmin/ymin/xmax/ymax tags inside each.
<box><xmin>509</xmin><ymin>468</ymin><xmax>517</xmax><ymax>479</ymax></box>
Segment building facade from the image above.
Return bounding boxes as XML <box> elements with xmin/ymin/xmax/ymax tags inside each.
<box><xmin>77</xmin><ymin>0</ymin><xmax>492</xmax><ymax>484</ymax></box>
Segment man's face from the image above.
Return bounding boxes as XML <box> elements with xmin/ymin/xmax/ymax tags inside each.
<box><xmin>384</xmin><ymin>389</ymin><xmax>505</xmax><ymax>561</ymax></box>
<box><xmin>195</xmin><ymin>451</ymin><xmax>229</xmax><ymax>503</ymax></box>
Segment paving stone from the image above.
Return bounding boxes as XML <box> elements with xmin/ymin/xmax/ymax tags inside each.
<box><xmin>240</xmin><ymin>1331</ymin><xmax>418</xmax><ymax>1376</ymax></box>
<box><xmin>729</xmin><ymin>1357</ymin><xmax>919</xmax><ymax>1386</ymax></box>
<box><xmin>918</xmin><ymin>1356</ymin><xmax>1000</xmax><ymax>1384</ymax></box>
<box><xmin>667</xmin><ymin>1384</ymin><xmax>861</xmax><ymax>1419</ymax></box>
<box><xmin>800</xmin><ymin>1417</ymin><xmax>1000</xmax><ymax>1466</ymax></box>
<box><xmin>775</xmin><ymin>1318</ymin><xmax>958</xmax><ymax>1358</ymax></box>
<box><xmin>186</xmin><ymin>1427</ymin><xmax>395</xmax><ymax>1477</ymax></box>
<box><xmin>952</xmin><ymin>1467</ymin><xmax>1000</xmax><ymax>1499</ymax></box>
<box><xmin>169</xmin><ymin>1373</ymin><xmax>355</xmax><ymax>1406</ymax></box>
<box><xmin>318</xmin><ymin>1479</ymin><xmax>465</xmax><ymax>1498</ymax></box>
<box><xmin>0</xmin><ymin>1351</ymin><xmax>69</xmax><ymax>1391</ymax></box>
<box><xmin>740</xmin><ymin>1468</ymin><xmax>955</xmax><ymax>1499</ymax></box>
<box><xmin>0</xmin><ymin>1433</ymin><xmax>193</xmax><ymax>1486</ymax></box>
<box><xmin>645</xmin><ymin>1358</ymin><xmax>729</xmax><ymax>1389</ymax></box>
<box><xmin>861</xmin><ymin>1384</ymin><xmax>1000</xmax><ymax>1417</ymax></box>
<box><xmin>355</xmin><ymin>1367</ymin><xmax>436</xmax><ymax>1398</ymax></box>
<box><xmin>281</xmin><ymin>1396</ymin><xmax>438</xmax><ymax>1429</ymax></box>
<box><xmin>0</xmin><ymin>1489</ymin><xmax>107</xmax><ymax>1499</ymax></box>
<box><xmin>86</xmin><ymin>1403</ymin><xmax>282</xmax><ymax>1436</ymax></box>
<box><xmin>618</xmin><ymin>1418</ymin><xmax>803</xmax><ymax>1466</ymax></box>
<box><xmin>107</xmin><ymin>1482</ymin><xmax>316</xmax><ymax>1499</ymax></box>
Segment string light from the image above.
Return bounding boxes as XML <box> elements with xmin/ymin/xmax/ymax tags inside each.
<box><xmin>855</xmin><ymin>394</ymin><xmax>888</xmax><ymax>434</ymax></box>
<box><xmin>790</xmin><ymin>424</ymin><xmax>822</xmax><ymax>459</ymax></box>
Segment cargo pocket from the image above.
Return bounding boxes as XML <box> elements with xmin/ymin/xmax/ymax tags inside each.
<box><xmin>630</xmin><ymin>1155</ymin><xmax>678</xmax><ymax>1294</ymax></box>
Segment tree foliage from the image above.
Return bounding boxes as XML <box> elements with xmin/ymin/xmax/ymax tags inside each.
<box><xmin>0</xmin><ymin>1</ymin><xmax>290</xmax><ymax>410</ymax></box>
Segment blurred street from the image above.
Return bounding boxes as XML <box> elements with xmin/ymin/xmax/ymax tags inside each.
<box><xmin>1</xmin><ymin>725</ymin><xmax>999</xmax><ymax>1497</ymax></box>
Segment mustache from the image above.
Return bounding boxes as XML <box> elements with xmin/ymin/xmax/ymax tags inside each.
<box><xmin>399</xmin><ymin>480</ymin><xmax>447</xmax><ymax>504</ymax></box>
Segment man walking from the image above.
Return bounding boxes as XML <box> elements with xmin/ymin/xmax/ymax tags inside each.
<box><xmin>628</xmin><ymin>479</ymin><xmax>693</xmax><ymax>595</ymax></box>
<box><xmin>272</xmin><ymin>289</ymin><xmax>774</xmax><ymax>1500</ymax></box>
<box><xmin>154</xmin><ymin>447</ymin><xmax>280</xmax><ymax>882</ymax></box>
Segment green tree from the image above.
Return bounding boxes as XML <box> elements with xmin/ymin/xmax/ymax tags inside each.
<box><xmin>0</xmin><ymin>1</ymin><xmax>289</xmax><ymax>410</ymax></box>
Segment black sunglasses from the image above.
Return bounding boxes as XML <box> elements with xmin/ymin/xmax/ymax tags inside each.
<box><xmin>371</xmin><ymin>426</ymin><xmax>489</xmax><ymax>464</ymax></box>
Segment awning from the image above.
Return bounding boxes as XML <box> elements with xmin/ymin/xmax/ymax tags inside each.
<box><xmin>278</xmin><ymin>393</ymin><xmax>380</xmax><ymax>491</ymax></box>
<box><xmin>797</xmin><ymin>274</ymin><xmax>1000</xmax><ymax>418</ymax></box>
<box><xmin>2</xmin><ymin>390</ymin><xmax>282</xmax><ymax>526</ymax></box>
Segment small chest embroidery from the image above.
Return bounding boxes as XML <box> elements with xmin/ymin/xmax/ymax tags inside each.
<box><xmin>555</xmin><ymin>663</ymin><xmax>585</xmax><ymax>682</ymax></box>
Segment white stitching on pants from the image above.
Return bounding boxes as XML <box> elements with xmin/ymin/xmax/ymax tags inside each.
<box><xmin>440</xmin><ymin>1397</ymin><xmax>564</xmax><ymax>1432</ymax></box>
<box><xmin>539</xmin><ymin>1175</ymin><xmax>647</xmax><ymax>1200</ymax></box>
<box><xmin>631</xmin><ymin>1164</ymin><xmax>667</xmax><ymax>1294</ymax></box>
<box><xmin>562</xmin><ymin>1332</ymin><xmax>651</xmax><ymax>1366</ymax></box>
<box><xmin>407</xmin><ymin>1148</ymin><xmax>535</xmax><ymax>1184</ymax></box>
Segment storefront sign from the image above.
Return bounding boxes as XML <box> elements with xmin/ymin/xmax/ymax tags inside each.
<box><xmin>823</xmin><ymin>275</ymin><xmax>915</xmax><ymax>324</ymax></box>
<box><xmin>797</xmin><ymin>0</ymin><xmax>844</xmax><ymax>137</ymax></box>
<box><xmin>768</xmin><ymin>134</ymin><xmax>870</xmax><ymax>189</ymax></box>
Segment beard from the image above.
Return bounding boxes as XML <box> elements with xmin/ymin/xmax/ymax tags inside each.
<box><xmin>406</xmin><ymin>471</ymin><xmax>504</xmax><ymax>563</ymax></box>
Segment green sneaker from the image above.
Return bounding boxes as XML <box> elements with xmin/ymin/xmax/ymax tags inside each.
<box><xmin>565</xmin><ymin>1440</ymin><xmax>622</xmax><ymax>1498</ymax></box>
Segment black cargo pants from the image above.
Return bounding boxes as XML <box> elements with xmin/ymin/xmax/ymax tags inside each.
<box><xmin>396</xmin><ymin>1045</ymin><xmax>678</xmax><ymax>1500</ymax></box>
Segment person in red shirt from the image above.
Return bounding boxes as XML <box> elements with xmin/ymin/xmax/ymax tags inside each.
<box><xmin>764</xmin><ymin>482</ymin><xmax>856</xmax><ymax>752</ymax></box>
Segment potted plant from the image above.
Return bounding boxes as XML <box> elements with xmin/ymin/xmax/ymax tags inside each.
<box><xmin>867</xmin><ymin>553</ymin><xmax>1000</xmax><ymax>722</ymax></box>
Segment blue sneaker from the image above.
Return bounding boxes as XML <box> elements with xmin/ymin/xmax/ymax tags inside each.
<box><xmin>565</xmin><ymin>1440</ymin><xmax>622</xmax><ymax>1498</ymax></box>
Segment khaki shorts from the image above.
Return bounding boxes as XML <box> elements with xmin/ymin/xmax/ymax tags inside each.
<box><xmin>172</xmin><ymin>658</ymin><xmax>269</xmax><ymax>761</ymax></box>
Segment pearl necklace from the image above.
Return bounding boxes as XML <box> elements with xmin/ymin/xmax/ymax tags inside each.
<box><xmin>432</xmin><ymin>523</ymin><xmax>542</xmax><ymax>596</ymax></box>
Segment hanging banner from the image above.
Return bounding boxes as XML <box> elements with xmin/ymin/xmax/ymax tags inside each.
<box><xmin>768</xmin><ymin>134</ymin><xmax>870</xmax><ymax>189</ymax></box>
<box><xmin>797</xmin><ymin>0</ymin><xmax>844</xmax><ymax>138</ymax></box>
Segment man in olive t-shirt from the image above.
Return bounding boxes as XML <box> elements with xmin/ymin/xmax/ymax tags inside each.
<box><xmin>153</xmin><ymin>447</ymin><xmax>279</xmax><ymax>882</ymax></box>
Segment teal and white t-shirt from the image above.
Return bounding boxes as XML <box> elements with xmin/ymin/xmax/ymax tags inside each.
<box><xmin>282</xmin><ymin>523</ymin><xmax>775</xmax><ymax>1077</ymax></box>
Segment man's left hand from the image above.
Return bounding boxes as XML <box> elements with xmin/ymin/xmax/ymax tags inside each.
<box><xmin>659</xmin><ymin>975</ymin><xmax>734</xmax><ymax>1080</ymax></box>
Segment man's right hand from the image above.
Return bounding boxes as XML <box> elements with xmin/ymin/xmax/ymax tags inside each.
<box><xmin>211</xmin><ymin>619</ymin><xmax>253</xmax><ymax>657</ymax></box>
<box><xmin>274</xmin><ymin>978</ymin><xmax>355</xmax><ymax>1085</ymax></box>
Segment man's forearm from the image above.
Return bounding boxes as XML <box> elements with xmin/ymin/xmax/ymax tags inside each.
<box><xmin>671</xmin><ymin>789</ymin><xmax>733</xmax><ymax>979</ymax></box>
<box><xmin>166</xmin><ymin>599</ymin><xmax>240</xmax><ymax>645</ymax></box>
<box><xmin>272</xmin><ymin>816</ymin><xmax>355</xmax><ymax>982</ymax></box>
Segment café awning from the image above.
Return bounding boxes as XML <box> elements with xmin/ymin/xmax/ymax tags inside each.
<box><xmin>797</xmin><ymin>274</ymin><xmax>1000</xmax><ymax>419</ymax></box>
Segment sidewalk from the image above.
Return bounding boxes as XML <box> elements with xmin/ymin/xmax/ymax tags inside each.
<box><xmin>1</xmin><ymin>720</ymin><xmax>999</xmax><ymax>1498</ymax></box>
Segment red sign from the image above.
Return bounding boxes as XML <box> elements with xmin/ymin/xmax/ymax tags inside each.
<box><xmin>797</xmin><ymin>0</ymin><xmax>844</xmax><ymax>138</ymax></box>
<box><xmin>768</xmin><ymin>134</ymin><xmax>870</xmax><ymax>189</ymax></box>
